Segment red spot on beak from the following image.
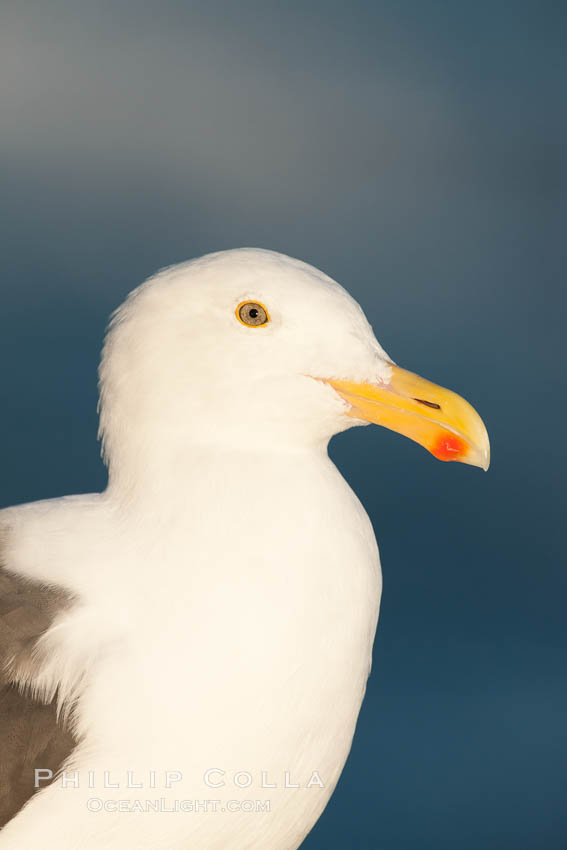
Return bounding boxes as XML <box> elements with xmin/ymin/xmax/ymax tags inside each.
<box><xmin>432</xmin><ymin>432</ymin><xmax>467</xmax><ymax>462</ymax></box>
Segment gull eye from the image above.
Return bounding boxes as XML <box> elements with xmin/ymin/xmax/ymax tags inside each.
<box><xmin>236</xmin><ymin>301</ymin><xmax>270</xmax><ymax>327</ymax></box>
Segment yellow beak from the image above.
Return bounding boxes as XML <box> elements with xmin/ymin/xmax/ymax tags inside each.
<box><xmin>324</xmin><ymin>365</ymin><xmax>490</xmax><ymax>470</ymax></box>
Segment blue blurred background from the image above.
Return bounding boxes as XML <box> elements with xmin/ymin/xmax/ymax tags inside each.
<box><xmin>1</xmin><ymin>1</ymin><xmax>565</xmax><ymax>847</ymax></box>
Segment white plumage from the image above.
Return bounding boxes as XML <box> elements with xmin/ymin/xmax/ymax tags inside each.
<box><xmin>0</xmin><ymin>249</ymin><xmax>488</xmax><ymax>848</ymax></box>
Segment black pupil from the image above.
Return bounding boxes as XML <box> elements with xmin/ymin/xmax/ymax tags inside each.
<box><xmin>249</xmin><ymin>308</ymin><xmax>258</xmax><ymax>318</ymax></box>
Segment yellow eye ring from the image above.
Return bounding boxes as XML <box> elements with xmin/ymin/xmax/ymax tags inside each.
<box><xmin>235</xmin><ymin>301</ymin><xmax>270</xmax><ymax>328</ymax></box>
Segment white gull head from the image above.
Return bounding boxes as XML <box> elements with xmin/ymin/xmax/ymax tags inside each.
<box><xmin>98</xmin><ymin>247</ymin><xmax>489</xmax><ymax>493</ymax></box>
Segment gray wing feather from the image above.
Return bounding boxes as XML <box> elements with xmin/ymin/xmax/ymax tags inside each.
<box><xmin>0</xmin><ymin>556</ymin><xmax>77</xmax><ymax>827</ymax></box>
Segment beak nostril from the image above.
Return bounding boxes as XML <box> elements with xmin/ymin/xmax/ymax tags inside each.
<box><xmin>413</xmin><ymin>398</ymin><xmax>441</xmax><ymax>410</ymax></box>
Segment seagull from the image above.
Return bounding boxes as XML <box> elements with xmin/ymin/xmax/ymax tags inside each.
<box><xmin>0</xmin><ymin>248</ymin><xmax>489</xmax><ymax>849</ymax></box>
